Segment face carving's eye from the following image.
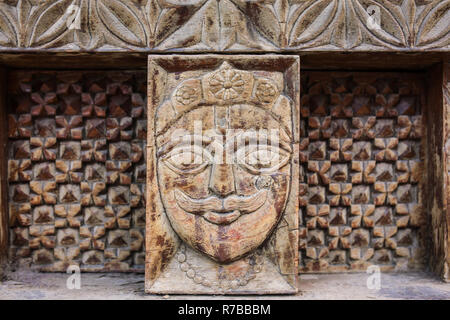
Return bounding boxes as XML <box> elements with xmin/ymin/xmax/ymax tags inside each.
<box><xmin>237</xmin><ymin>145</ymin><xmax>290</xmax><ymax>174</ymax></box>
<box><xmin>163</xmin><ymin>146</ymin><xmax>212</xmax><ymax>174</ymax></box>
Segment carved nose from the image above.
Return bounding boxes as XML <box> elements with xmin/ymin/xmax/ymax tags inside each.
<box><xmin>209</xmin><ymin>163</ymin><xmax>235</xmax><ymax>197</ymax></box>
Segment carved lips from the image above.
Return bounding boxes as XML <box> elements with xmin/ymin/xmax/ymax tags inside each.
<box><xmin>174</xmin><ymin>188</ymin><xmax>268</xmax><ymax>225</ymax></box>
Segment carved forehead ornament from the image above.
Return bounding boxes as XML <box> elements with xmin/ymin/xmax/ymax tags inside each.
<box><xmin>155</xmin><ymin>61</ymin><xmax>292</xmax><ymax>139</ymax></box>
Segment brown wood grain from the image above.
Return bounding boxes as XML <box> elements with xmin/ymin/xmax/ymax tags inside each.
<box><xmin>0</xmin><ymin>67</ymin><xmax>8</xmax><ymax>263</ymax></box>
<box><xmin>425</xmin><ymin>63</ymin><xmax>448</xmax><ymax>281</ymax></box>
<box><xmin>0</xmin><ymin>52</ymin><xmax>447</xmax><ymax>71</ymax></box>
<box><xmin>445</xmin><ymin>62</ymin><xmax>450</xmax><ymax>282</ymax></box>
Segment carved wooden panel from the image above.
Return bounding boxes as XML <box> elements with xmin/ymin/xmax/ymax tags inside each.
<box><xmin>0</xmin><ymin>67</ymin><xmax>7</xmax><ymax>263</ymax></box>
<box><xmin>299</xmin><ymin>71</ymin><xmax>427</xmax><ymax>272</ymax></box>
<box><xmin>7</xmin><ymin>70</ymin><xmax>147</xmax><ymax>272</ymax></box>
<box><xmin>421</xmin><ymin>63</ymin><xmax>449</xmax><ymax>282</ymax></box>
<box><xmin>0</xmin><ymin>0</ymin><xmax>448</xmax><ymax>52</ymax></box>
<box><xmin>444</xmin><ymin>63</ymin><xmax>450</xmax><ymax>281</ymax></box>
<box><xmin>146</xmin><ymin>55</ymin><xmax>299</xmax><ymax>294</ymax></box>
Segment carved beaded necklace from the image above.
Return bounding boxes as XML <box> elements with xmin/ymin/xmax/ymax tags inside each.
<box><xmin>176</xmin><ymin>244</ymin><xmax>264</xmax><ymax>290</ymax></box>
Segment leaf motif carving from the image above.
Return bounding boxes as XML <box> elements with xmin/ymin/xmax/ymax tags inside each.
<box><xmin>0</xmin><ymin>0</ymin><xmax>50</xmax><ymax>47</ymax></box>
<box><xmin>15</xmin><ymin>0</ymin><xmax>34</xmax><ymax>46</ymax></box>
<box><xmin>352</xmin><ymin>0</ymin><xmax>407</xmax><ymax>48</ymax></box>
<box><xmin>218</xmin><ymin>0</ymin><xmax>276</xmax><ymax>50</ymax></box>
<box><xmin>0</xmin><ymin>0</ymin><xmax>448</xmax><ymax>51</ymax></box>
<box><xmin>329</xmin><ymin>0</ymin><xmax>362</xmax><ymax>49</ymax></box>
<box><xmin>401</xmin><ymin>0</ymin><xmax>417</xmax><ymax>42</ymax></box>
<box><xmin>29</xmin><ymin>0</ymin><xmax>78</xmax><ymax>47</ymax></box>
<box><xmin>230</xmin><ymin>0</ymin><xmax>281</xmax><ymax>47</ymax></box>
<box><xmin>0</xmin><ymin>8</ymin><xmax>16</xmax><ymax>46</ymax></box>
<box><xmin>153</xmin><ymin>0</ymin><xmax>207</xmax><ymax>47</ymax></box>
<box><xmin>157</xmin><ymin>0</ymin><xmax>275</xmax><ymax>51</ymax></box>
<box><xmin>96</xmin><ymin>0</ymin><xmax>147</xmax><ymax>47</ymax></box>
<box><xmin>416</xmin><ymin>0</ymin><xmax>450</xmax><ymax>47</ymax></box>
<box><xmin>289</xmin><ymin>0</ymin><xmax>338</xmax><ymax>47</ymax></box>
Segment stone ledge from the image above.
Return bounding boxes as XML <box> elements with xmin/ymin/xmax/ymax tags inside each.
<box><xmin>0</xmin><ymin>269</ymin><xmax>448</xmax><ymax>299</ymax></box>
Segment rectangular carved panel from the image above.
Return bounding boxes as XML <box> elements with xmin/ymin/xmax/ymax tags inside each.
<box><xmin>0</xmin><ymin>1</ymin><xmax>448</xmax><ymax>52</ymax></box>
<box><xmin>7</xmin><ymin>71</ymin><xmax>147</xmax><ymax>272</ymax></box>
<box><xmin>299</xmin><ymin>72</ymin><xmax>427</xmax><ymax>272</ymax></box>
<box><xmin>146</xmin><ymin>55</ymin><xmax>300</xmax><ymax>294</ymax></box>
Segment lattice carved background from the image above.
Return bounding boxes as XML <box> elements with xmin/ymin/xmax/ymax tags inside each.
<box><xmin>6</xmin><ymin>70</ymin><xmax>429</xmax><ymax>273</ymax></box>
<box><xmin>7</xmin><ymin>71</ymin><xmax>147</xmax><ymax>272</ymax></box>
<box><xmin>299</xmin><ymin>72</ymin><xmax>427</xmax><ymax>272</ymax></box>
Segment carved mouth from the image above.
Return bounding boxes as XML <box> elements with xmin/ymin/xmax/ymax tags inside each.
<box><xmin>174</xmin><ymin>189</ymin><xmax>268</xmax><ymax>225</ymax></box>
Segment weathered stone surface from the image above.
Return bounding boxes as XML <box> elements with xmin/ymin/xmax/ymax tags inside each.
<box><xmin>6</xmin><ymin>71</ymin><xmax>147</xmax><ymax>272</ymax></box>
<box><xmin>146</xmin><ymin>55</ymin><xmax>299</xmax><ymax>294</ymax></box>
<box><xmin>299</xmin><ymin>72</ymin><xmax>426</xmax><ymax>273</ymax></box>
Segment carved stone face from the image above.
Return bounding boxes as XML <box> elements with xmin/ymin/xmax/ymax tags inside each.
<box><xmin>155</xmin><ymin>62</ymin><xmax>293</xmax><ymax>263</ymax></box>
<box><xmin>157</xmin><ymin>103</ymin><xmax>292</xmax><ymax>263</ymax></box>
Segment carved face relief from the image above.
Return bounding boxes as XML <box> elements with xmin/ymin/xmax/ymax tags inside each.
<box><xmin>155</xmin><ymin>62</ymin><xmax>294</xmax><ymax>263</ymax></box>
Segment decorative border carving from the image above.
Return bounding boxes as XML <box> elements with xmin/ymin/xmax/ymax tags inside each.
<box><xmin>0</xmin><ymin>0</ymin><xmax>448</xmax><ymax>52</ymax></box>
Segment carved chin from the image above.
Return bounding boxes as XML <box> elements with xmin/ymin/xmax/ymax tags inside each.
<box><xmin>162</xmin><ymin>189</ymin><xmax>283</xmax><ymax>263</ymax></box>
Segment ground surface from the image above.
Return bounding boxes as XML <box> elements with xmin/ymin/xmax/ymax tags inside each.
<box><xmin>0</xmin><ymin>269</ymin><xmax>449</xmax><ymax>300</ymax></box>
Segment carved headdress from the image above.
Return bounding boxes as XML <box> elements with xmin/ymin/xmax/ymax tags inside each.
<box><xmin>155</xmin><ymin>61</ymin><xmax>293</xmax><ymax>139</ymax></box>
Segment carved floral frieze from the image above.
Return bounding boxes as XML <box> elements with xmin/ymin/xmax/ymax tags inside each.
<box><xmin>0</xmin><ymin>0</ymin><xmax>448</xmax><ymax>52</ymax></box>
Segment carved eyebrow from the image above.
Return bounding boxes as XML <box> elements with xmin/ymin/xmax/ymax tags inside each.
<box><xmin>157</xmin><ymin>134</ymin><xmax>213</xmax><ymax>157</ymax></box>
<box><xmin>228</xmin><ymin>132</ymin><xmax>292</xmax><ymax>153</ymax></box>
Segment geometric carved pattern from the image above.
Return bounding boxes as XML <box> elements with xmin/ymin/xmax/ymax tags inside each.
<box><xmin>7</xmin><ymin>71</ymin><xmax>146</xmax><ymax>272</ymax></box>
<box><xmin>0</xmin><ymin>1</ymin><xmax>447</xmax><ymax>52</ymax></box>
<box><xmin>299</xmin><ymin>72</ymin><xmax>425</xmax><ymax>273</ymax></box>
